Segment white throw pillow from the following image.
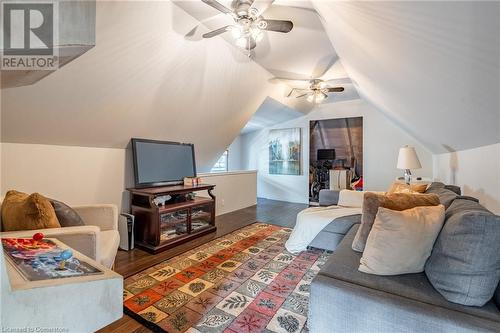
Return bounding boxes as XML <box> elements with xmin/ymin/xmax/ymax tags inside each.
<box><xmin>359</xmin><ymin>204</ymin><xmax>445</xmax><ymax>275</ymax></box>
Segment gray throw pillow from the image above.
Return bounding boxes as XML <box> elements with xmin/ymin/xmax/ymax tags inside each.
<box><xmin>425</xmin><ymin>182</ymin><xmax>458</xmax><ymax>209</ymax></box>
<box><xmin>49</xmin><ymin>199</ymin><xmax>85</xmax><ymax>227</ymax></box>
<box><xmin>425</xmin><ymin>198</ymin><xmax>500</xmax><ymax>306</ymax></box>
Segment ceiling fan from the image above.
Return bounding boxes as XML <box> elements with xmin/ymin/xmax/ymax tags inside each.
<box><xmin>286</xmin><ymin>79</ymin><xmax>345</xmax><ymax>104</ymax></box>
<box><xmin>200</xmin><ymin>0</ymin><xmax>293</xmax><ymax>52</ymax></box>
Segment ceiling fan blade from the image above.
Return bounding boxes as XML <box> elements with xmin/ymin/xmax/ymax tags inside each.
<box><xmin>287</xmin><ymin>88</ymin><xmax>309</xmax><ymax>97</ymax></box>
<box><xmin>326</xmin><ymin>87</ymin><xmax>345</xmax><ymax>93</ymax></box>
<box><xmin>260</xmin><ymin>19</ymin><xmax>293</xmax><ymax>33</ymax></box>
<box><xmin>202</xmin><ymin>0</ymin><xmax>233</xmax><ymax>14</ymax></box>
<box><xmin>296</xmin><ymin>92</ymin><xmax>312</xmax><ymax>99</ymax></box>
<box><xmin>249</xmin><ymin>0</ymin><xmax>274</xmax><ymax>17</ymax></box>
<box><xmin>202</xmin><ymin>26</ymin><xmax>232</xmax><ymax>38</ymax></box>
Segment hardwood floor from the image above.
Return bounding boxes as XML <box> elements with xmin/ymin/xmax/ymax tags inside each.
<box><xmin>97</xmin><ymin>198</ymin><xmax>307</xmax><ymax>333</ymax></box>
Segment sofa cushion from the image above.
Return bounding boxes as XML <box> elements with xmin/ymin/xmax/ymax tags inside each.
<box><xmin>425</xmin><ymin>198</ymin><xmax>500</xmax><ymax>306</ymax></box>
<box><xmin>359</xmin><ymin>205</ymin><xmax>445</xmax><ymax>275</ymax></box>
<box><xmin>50</xmin><ymin>199</ymin><xmax>85</xmax><ymax>227</ymax></box>
<box><xmin>319</xmin><ymin>225</ymin><xmax>500</xmax><ymax>322</ymax></box>
<box><xmin>425</xmin><ymin>182</ymin><xmax>459</xmax><ymax>208</ymax></box>
<box><xmin>1</xmin><ymin>190</ymin><xmax>61</xmax><ymax>231</ymax></box>
<box><xmin>322</xmin><ymin>214</ymin><xmax>361</xmax><ymax>234</ymax></box>
<box><xmin>352</xmin><ymin>192</ymin><xmax>440</xmax><ymax>252</ymax></box>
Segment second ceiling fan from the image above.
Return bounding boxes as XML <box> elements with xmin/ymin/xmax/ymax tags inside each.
<box><xmin>201</xmin><ymin>0</ymin><xmax>293</xmax><ymax>51</ymax></box>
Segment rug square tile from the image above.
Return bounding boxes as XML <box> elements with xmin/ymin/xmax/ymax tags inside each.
<box><xmin>126</xmin><ymin>276</ymin><xmax>158</xmax><ymax>294</ymax></box>
<box><xmin>204</xmin><ymin>244</ymin><xmax>225</xmax><ymax>254</ymax></box>
<box><xmin>296</xmin><ymin>252</ymin><xmax>320</xmax><ymax>263</ymax></box>
<box><xmin>263</xmin><ymin>236</ymin><xmax>280</xmax><ymax>243</ymax></box>
<box><xmin>188</xmin><ymin>251</ymin><xmax>212</xmax><ymax>262</ymax></box>
<box><xmin>223</xmin><ymin>329</ymin><xmax>238</xmax><ymax>333</ymax></box>
<box><xmin>194</xmin><ymin>259</ymin><xmax>219</xmax><ymax>272</ymax></box>
<box><xmin>175</xmin><ymin>268</ymin><xmax>206</xmax><ymax>283</ymax></box>
<box><xmin>123</xmin><ymin>289</ymin><xmax>134</xmax><ymax>301</ymax></box>
<box><xmin>227</xmin><ymin>267</ymin><xmax>254</xmax><ymax>283</ymax></box>
<box><xmin>154</xmin><ymin>290</ymin><xmax>192</xmax><ymax>315</ymax></box>
<box><xmin>185</xmin><ymin>291</ymin><xmax>223</xmax><ymax>315</ymax></box>
<box><xmin>170</xmin><ymin>258</ymin><xmax>198</xmax><ymax>271</ymax></box>
<box><xmin>228</xmin><ymin>308</ymin><xmax>272</xmax><ymax>333</ymax></box>
<box><xmin>216</xmin><ymin>239</ymin><xmax>236</xmax><ymax>248</ymax></box>
<box><xmin>231</xmin><ymin>252</ymin><xmax>252</xmax><ymax>262</ymax></box>
<box><xmin>216</xmin><ymin>291</ymin><xmax>254</xmax><ymax>317</ymax></box>
<box><xmin>243</xmin><ymin>246</ymin><xmax>264</xmax><ymax>255</ymax></box>
<box><xmin>208</xmin><ymin>278</ymin><xmax>240</xmax><ymax>298</ymax></box>
<box><xmin>201</xmin><ymin>268</ymin><xmax>228</xmax><ymax>283</ymax></box>
<box><xmin>195</xmin><ymin>308</ymin><xmax>235</xmax><ymax>333</ymax></box>
<box><xmin>158</xmin><ymin>307</ymin><xmax>203</xmax><ymax>333</ymax></box>
<box><xmin>281</xmin><ymin>293</ymin><xmax>309</xmax><ymax>317</ymax></box>
<box><xmin>265</xmin><ymin>280</ymin><xmax>295</xmax><ymax>298</ymax></box>
<box><xmin>124</xmin><ymin>289</ymin><xmax>164</xmax><ymax>313</ymax></box>
<box><xmin>149</xmin><ymin>266</ymin><xmax>181</xmax><ymax>281</ymax></box>
<box><xmin>151</xmin><ymin>277</ymin><xmax>185</xmax><ymax>296</ymax></box>
<box><xmin>301</xmin><ymin>270</ymin><xmax>316</xmax><ymax>283</ymax></box>
<box><xmin>236</xmin><ymin>279</ymin><xmax>267</xmax><ymax>298</ymax></box>
<box><xmin>262</xmin><ymin>260</ymin><xmax>288</xmax><ymax>274</ymax></box>
<box><xmin>209</xmin><ymin>252</ymin><xmax>233</xmax><ymax>263</ymax></box>
<box><xmin>217</xmin><ymin>260</ymin><xmax>242</xmax><ymax>272</ymax></box>
<box><xmin>266</xmin><ymin>308</ymin><xmax>307</xmax><ymax>333</ymax></box>
<box><xmin>253</xmin><ymin>241</ymin><xmax>274</xmax><ymax>249</ymax></box>
<box><xmin>278</xmin><ymin>269</ymin><xmax>304</xmax><ymax>284</ymax></box>
<box><xmin>293</xmin><ymin>280</ymin><xmax>310</xmax><ymax>296</ymax></box>
<box><xmin>273</xmin><ymin>253</ymin><xmax>296</xmax><ymax>264</ymax></box>
<box><xmin>186</xmin><ymin>328</ymin><xmax>202</xmax><ymax>333</ymax></box>
<box><xmin>178</xmin><ymin>278</ymin><xmax>214</xmax><ymax>297</ymax></box>
<box><xmin>138</xmin><ymin>305</ymin><xmax>169</xmax><ymax>323</ymax></box>
<box><xmin>288</xmin><ymin>260</ymin><xmax>312</xmax><ymax>272</ymax></box>
<box><xmin>253</xmin><ymin>253</ymin><xmax>274</xmax><ymax>263</ymax></box>
<box><xmin>248</xmin><ymin>291</ymin><xmax>286</xmax><ymax>317</ymax></box>
<box><xmin>251</xmin><ymin>269</ymin><xmax>278</xmax><ymax>284</ymax></box>
<box><xmin>263</xmin><ymin>246</ymin><xmax>284</xmax><ymax>256</ymax></box>
<box><xmin>241</xmin><ymin>258</ymin><xmax>267</xmax><ymax>271</ymax></box>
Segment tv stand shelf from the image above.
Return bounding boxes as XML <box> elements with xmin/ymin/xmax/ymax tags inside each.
<box><xmin>128</xmin><ymin>184</ymin><xmax>216</xmax><ymax>254</ymax></box>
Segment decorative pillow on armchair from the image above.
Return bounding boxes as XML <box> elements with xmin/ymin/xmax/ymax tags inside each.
<box><xmin>352</xmin><ymin>192</ymin><xmax>440</xmax><ymax>252</ymax></box>
<box><xmin>1</xmin><ymin>190</ymin><xmax>61</xmax><ymax>231</ymax></box>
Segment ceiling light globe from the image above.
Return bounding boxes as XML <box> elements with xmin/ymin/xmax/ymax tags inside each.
<box><xmin>236</xmin><ymin>37</ymin><xmax>248</xmax><ymax>48</ymax></box>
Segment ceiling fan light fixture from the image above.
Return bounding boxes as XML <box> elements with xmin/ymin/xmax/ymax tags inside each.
<box><xmin>230</xmin><ymin>26</ymin><xmax>243</xmax><ymax>39</ymax></box>
<box><xmin>236</xmin><ymin>36</ymin><xmax>249</xmax><ymax>49</ymax></box>
<box><xmin>250</xmin><ymin>27</ymin><xmax>263</xmax><ymax>42</ymax></box>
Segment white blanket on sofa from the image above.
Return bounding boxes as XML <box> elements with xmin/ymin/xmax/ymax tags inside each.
<box><xmin>285</xmin><ymin>205</ymin><xmax>362</xmax><ymax>254</ymax></box>
<box><xmin>285</xmin><ymin>190</ymin><xmax>366</xmax><ymax>254</ymax></box>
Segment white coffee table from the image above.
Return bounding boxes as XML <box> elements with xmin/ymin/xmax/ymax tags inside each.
<box><xmin>1</xmin><ymin>238</ymin><xmax>123</xmax><ymax>332</ymax></box>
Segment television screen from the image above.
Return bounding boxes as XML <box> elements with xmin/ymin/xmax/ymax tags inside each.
<box><xmin>131</xmin><ymin>139</ymin><xmax>196</xmax><ymax>187</ymax></box>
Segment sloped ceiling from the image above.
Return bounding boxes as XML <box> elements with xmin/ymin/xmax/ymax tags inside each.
<box><xmin>0</xmin><ymin>1</ymin><xmax>294</xmax><ymax>171</ymax></box>
<box><xmin>312</xmin><ymin>1</ymin><xmax>500</xmax><ymax>153</ymax></box>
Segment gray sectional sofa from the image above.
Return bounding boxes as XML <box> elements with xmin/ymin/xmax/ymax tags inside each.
<box><xmin>308</xmin><ymin>185</ymin><xmax>500</xmax><ymax>332</ymax></box>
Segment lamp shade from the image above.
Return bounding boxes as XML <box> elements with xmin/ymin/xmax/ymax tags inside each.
<box><xmin>397</xmin><ymin>146</ymin><xmax>422</xmax><ymax>170</ymax></box>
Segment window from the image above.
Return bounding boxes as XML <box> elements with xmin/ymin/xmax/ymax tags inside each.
<box><xmin>211</xmin><ymin>150</ymin><xmax>228</xmax><ymax>172</ymax></box>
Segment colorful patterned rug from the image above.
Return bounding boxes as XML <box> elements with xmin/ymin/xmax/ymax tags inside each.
<box><xmin>123</xmin><ymin>223</ymin><xmax>331</xmax><ymax>333</ymax></box>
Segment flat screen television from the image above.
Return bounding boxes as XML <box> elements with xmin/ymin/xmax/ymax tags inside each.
<box><xmin>131</xmin><ymin>138</ymin><xmax>196</xmax><ymax>188</ymax></box>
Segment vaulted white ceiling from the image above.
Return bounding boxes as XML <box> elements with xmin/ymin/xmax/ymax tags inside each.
<box><xmin>2</xmin><ymin>0</ymin><xmax>499</xmax><ymax>165</ymax></box>
<box><xmin>312</xmin><ymin>1</ymin><xmax>500</xmax><ymax>153</ymax></box>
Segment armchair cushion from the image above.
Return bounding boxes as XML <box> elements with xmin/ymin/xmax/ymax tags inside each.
<box><xmin>99</xmin><ymin>230</ymin><xmax>120</xmax><ymax>268</ymax></box>
<box><xmin>50</xmin><ymin>199</ymin><xmax>85</xmax><ymax>227</ymax></box>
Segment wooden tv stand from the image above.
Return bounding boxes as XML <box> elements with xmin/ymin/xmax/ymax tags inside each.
<box><xmin>127</xmin><ymin>184</ymin><xmax>216</xmax><ymax>254</ymax></box>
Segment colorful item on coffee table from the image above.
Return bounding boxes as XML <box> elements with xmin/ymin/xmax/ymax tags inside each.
<box><xmin>1</xmin><ymin>237</ymin><xmax>102</xmax><ymax>281</ymax></box>
<box><xmin>123</xmin><ymin>223</ymin><xmax>332</xmax><ymax>333</ymax></box>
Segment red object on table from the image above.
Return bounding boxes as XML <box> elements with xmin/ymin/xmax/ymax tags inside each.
<box><xmin>32</xmin><ymin>232</ymin><xmax>44</xmax><ymax>241</ymax></box>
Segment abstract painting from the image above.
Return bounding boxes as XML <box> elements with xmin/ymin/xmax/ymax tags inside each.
<box><xmin>269</xmin><ymin>128</ymin><xmax>301</xmax><ymax>175</ymax></box>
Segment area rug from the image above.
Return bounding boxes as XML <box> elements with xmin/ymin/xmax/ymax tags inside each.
<box><xmin>123</xmin><ymin>223</ymin><xmax>332</xmax><ymax>333</ymax></box>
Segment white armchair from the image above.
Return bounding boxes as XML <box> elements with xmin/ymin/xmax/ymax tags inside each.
<box><xmin>0</xmin><ymin>204</ymin><xmax>120</xmax><ymax>269</ymax></box>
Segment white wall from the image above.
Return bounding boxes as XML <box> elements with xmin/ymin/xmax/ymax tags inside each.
<box><xmin>433</xmin><ymin>143</ymin><xmax>500</xmax><ymax>214</ymax></box>
<box><xmin>227</xmin><ymin>136</ymin><xmax>243</xmax><ymax>171</ymax></box>
<box><xmin>198</xmin><ymin>171</ymin><xmax>257</xmax><ymax>215</ymax></box>
<box><xmin>240</xmin><ymin>99</ymin><xmax>433</xmax><ymax>204</ymax></box>
<box><xmin>2</xmin><ymin>143</ymin><xmax>257</xmax><ymax>216</ymax></box>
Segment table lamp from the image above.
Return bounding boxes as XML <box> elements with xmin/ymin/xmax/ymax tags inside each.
<box><xmin>397</xmin><ymin>145</ymin><xmax>422</xmax><ymax>184</ymax></box>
